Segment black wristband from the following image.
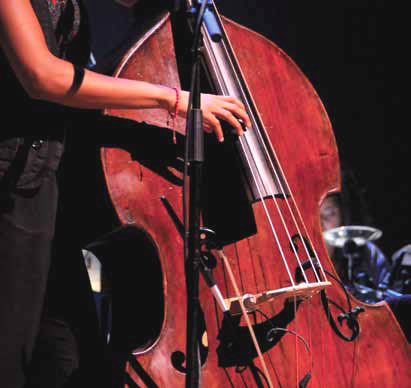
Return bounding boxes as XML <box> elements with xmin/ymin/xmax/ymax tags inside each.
<box><xmin>67</xmin><ymin>64</ymin><xmax>85</xmax><ymax>95</ymax></box>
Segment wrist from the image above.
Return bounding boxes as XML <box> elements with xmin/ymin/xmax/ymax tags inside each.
<box><xmin>169</xmin><ymin>88</ymin><xmax>179</xmax><ymax>118</ymax></box>
<box><xmin>157</xmin><ymin>85</ymin><xmax>177</xmax><ymax>111</ymax></box>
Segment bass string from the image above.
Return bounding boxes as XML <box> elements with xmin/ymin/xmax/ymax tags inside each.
<box><xmin>232</xmin><ymin>101</ymin><xmax>332</xmax><ymax>387</ymax></box>
<box><xmin>208</xmin><ymin>0</ymin><xmax>324</xmax><ymax>285</ymax></box>
<box><xmin>246</xmin><ymin>238</ymin><xmax>282</xmax><ymax>384</ymax></box>
<box><xmin>238</xmin><ymin>118</ymin><xmax>332</xmax><ymax>385</ymax></box>
<box><xmin>204</xmin><ymin>50</ymin><xmax>320</xmax><ymax>378</ymax></box>
<box><xmin>218</xmin><ymin>248</ymin><xmax>309</xmax><ymax>388</ymax></box>
<box><xmin>235</xmin><ymin>240</ymin><xmax>275</xmax><ymax>319</ymax></box>
<box><xmin>242</xmin><ymin>123</ymin><xmax>328</xmax><ymax>283</ymax></box>
<box><xmin>237</xmin><ymin>134</ymin><xmax>322</xmax><ymax>385</ymax></box>
<box><xmin>204</xmin><ymin>0</ymin><xmax>330</xmax><ymax>320</ymax></box>
<box><xmin>217</xmin><ymin>250</ymin><xmax>275</xmax><ymax>388</ymax></box>
<box><xmin>213</xmin><ymin>198</ymin><xmax>292</xmax><ymax>386</ymax></box>
<box><xmin>208</xmin><ymin>4</ymin><xmax>327</xmax><ymax>383</ymax></box>
<box><xmin>220</xmin><ymin>240</ymin><xmax>277</xmax><ymax>336</ymax></box>
<box><xmin>214</xmin><ymin>20</ymin><xmax>328</xmax><ymax>283</ymax></box>
<box><xmin>217</xmin><ymin>242</ymin><xmax>280</xmax><ymax>385</ymax></box>
<box><xmin>198</xmin><ymin>0</ymin><xmax>313</xmax><ymax>287</ymax></box>
<box><xmin>294</xmin><ymin>297</ymin><xmax>299</xmax><ymax>388</ymax></box>
<box><xmin>240</xmin><ymin>135</ymin><xmax>308</xmax><ymax>287</ymax></box>
<box><xmin>221</xmin><ymin>138</ymin><xmax>312</xmax><ymax>387</ymax></box>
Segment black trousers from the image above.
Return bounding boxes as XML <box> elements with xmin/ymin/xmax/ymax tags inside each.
<box><xmin>0</xmin><ymin>170</ymin><xmax>60</xmax><ymax>387</ymax></box>
<box><xmin>0</xmin><ymin>167</ymin><xmax>105</xmax><ymax>388</ymax></box>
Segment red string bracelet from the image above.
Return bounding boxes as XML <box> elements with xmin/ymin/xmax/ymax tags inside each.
<box><xmin>169</xmin><ymin>87</ymin><xmax>180</xmax><ymax>144</ymax></box>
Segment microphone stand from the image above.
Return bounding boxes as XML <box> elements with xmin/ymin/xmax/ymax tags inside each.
<box><xmin>183</xmin><ymin>1</ymin><xmax>208</xmax><ymax>387</ymax></box>
<box><xmin>182</xmin><ymin>2</ymin><xmax>223</xmax><ymax>387</ymax></box>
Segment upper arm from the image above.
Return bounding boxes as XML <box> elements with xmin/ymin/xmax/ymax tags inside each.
<box><xmin>0</xmin><ymin>0</ymin><xmax>57</xmax><ymax>95</ymax></box>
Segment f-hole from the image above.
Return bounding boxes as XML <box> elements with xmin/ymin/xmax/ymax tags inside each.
<box><xmin>84</xmin><ymin>226</ymin><xmax>165</xmax><ymax>356</ymax></box>
<box><xmin>290</xmin><ymin>234</ymin><xmax>315</xmax><ymax>259</ymax></box>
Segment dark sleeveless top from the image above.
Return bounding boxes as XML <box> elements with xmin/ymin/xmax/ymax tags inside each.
<box><xmin>0</xmin><ymin>0</ymin><xmax>89</xmax><ymax>190</ymax></box>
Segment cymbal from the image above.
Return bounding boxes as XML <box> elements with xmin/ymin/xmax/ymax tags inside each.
<box><xmin>323</xmin><ymin>225</ymin><xmax>382</xmax><ymax>248</ymax></box>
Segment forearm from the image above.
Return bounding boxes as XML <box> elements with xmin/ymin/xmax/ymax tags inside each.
<box><xmin>1</xmin><ymin>0</ymin><xmax>250</xmax><ymax>141</ymax></box>
<box><xmin>30</xmin><ymin>56</ymin><xmax>175</xmax><ymax>112</ymax></box>
<box><xmin>0</xmin><ymin>0</ymin><xmax>175</xmax><ymax>113</ymax></box>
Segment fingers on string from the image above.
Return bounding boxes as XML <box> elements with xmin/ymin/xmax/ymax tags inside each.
<box><xmin>214</xmin><ymin>107</ymin><xmax>244</xmax><ymax>137</ymax></box>
<box><xmin>203</xmin><ymin>113</ymin><xmax>223</xmax><ymax>142</ymax></box>
<box><xmin>210</xmin><ymin>117</ymin><xmax>224</xmax><ymax>142</ymax></box>
<box><xmin>220</xmin><ymin>97</ymin><xmax>251</xmax><ymax>129</ymax></box>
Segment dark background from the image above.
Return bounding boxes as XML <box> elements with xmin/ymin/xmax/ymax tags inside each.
<box><xmin>81</xmin><ymin>0</ymin><xmax>406</xmax><ymax>258</ymax></box>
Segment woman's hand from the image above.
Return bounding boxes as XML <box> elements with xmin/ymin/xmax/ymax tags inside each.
<box><xmin>178</xmin><ymin>90</ymin><xmax>251</xmax><ymax>142</ymax></box>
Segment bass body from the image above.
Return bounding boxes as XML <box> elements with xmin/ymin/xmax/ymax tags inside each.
<box><xmin>101</xmin><ymin>9</ymin><xmax>411</xmax><ymax>387</ymax></box>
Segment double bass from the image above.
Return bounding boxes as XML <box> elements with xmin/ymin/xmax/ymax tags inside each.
<box><xmin>98</xmin><ymin>1</ymin><xmax>411</xmax><ymax>386</ymax></box>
